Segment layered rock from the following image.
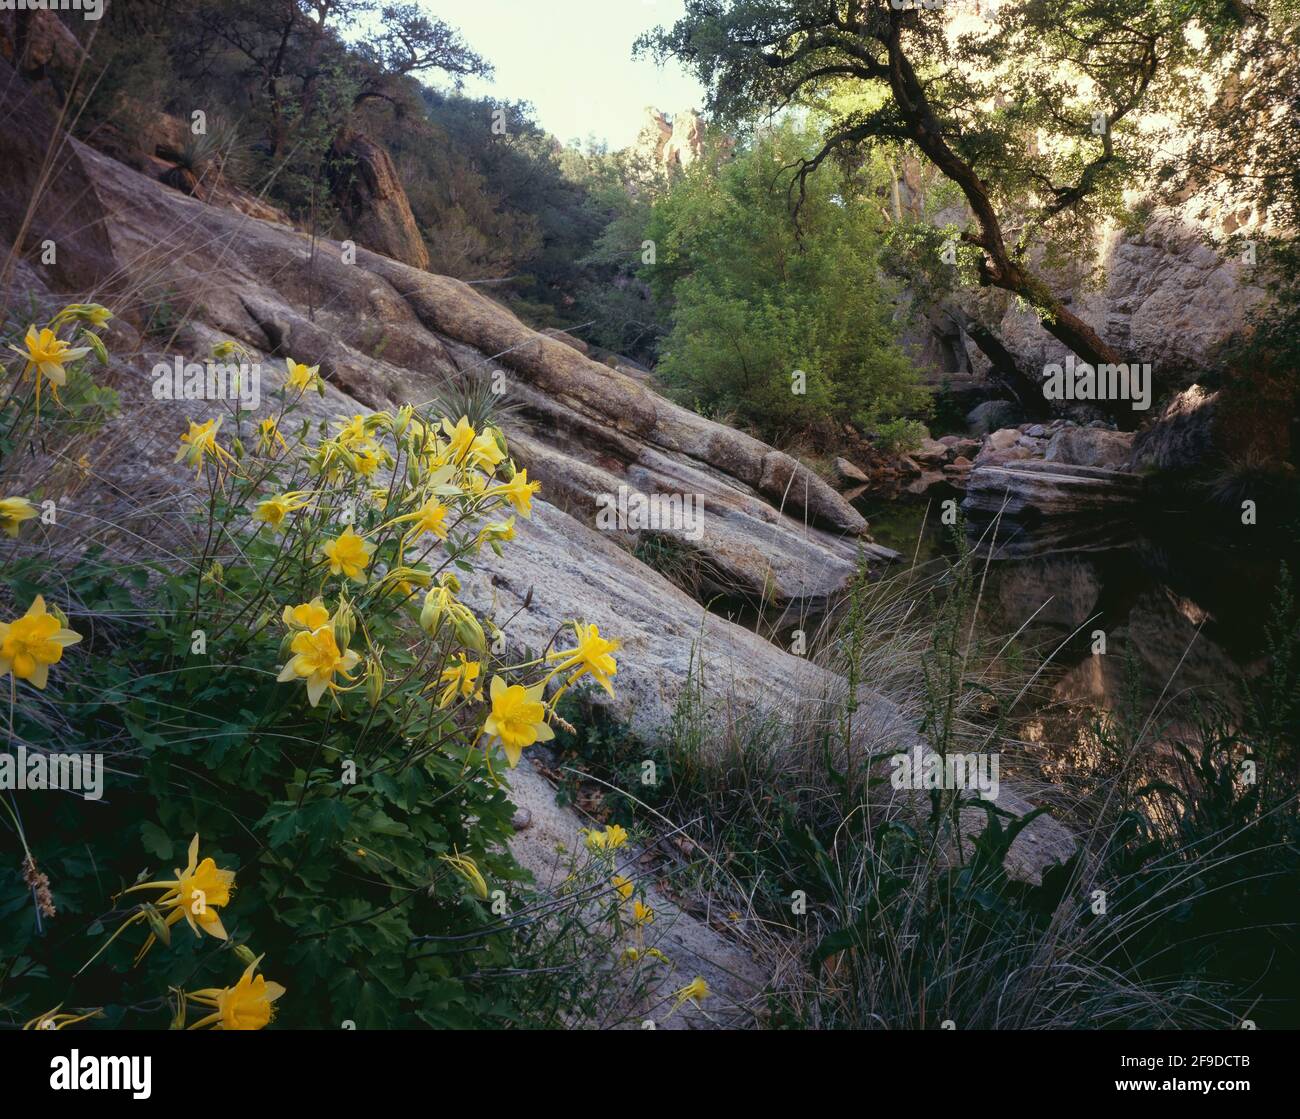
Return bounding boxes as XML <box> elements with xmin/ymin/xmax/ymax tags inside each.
<box><xmin>964</xmin><ymin>460</ymin><xmax>1144</xmax><ymax>519</ymax></box>
<box><xmin>327</xmin><ymin>127</ymin><xmax>430</xmax><ymax>270</ymax></box>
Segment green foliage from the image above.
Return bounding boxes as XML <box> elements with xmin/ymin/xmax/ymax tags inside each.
<box><xmin>647</xmin><ymin>121</ymin><xmax>928</xmax><ymax>442</ymax></box>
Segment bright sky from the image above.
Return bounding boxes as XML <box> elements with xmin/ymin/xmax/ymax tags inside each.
<box><xmin>418</xmin><ymin>0</ymin><xmax>705</xmax><ymax>149</ymax></box>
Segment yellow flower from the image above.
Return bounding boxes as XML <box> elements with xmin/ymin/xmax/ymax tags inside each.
<box><xmin>436</xmin><ymin>655</ymin><xmax>482</xmax><ymax>708</ymax></box>
<box><xmin>253</xmin><ymin>491</ymin><xmax>310</xmax><ymax>530</ymax></box>
<box><xmin>9</xmin><ymin>325</ymin><xmax>89</xmax><ymax>404</ymax></box>
<box><xmin>441</xmin><ymin>415</ymin><xmax>477</xmax><ymax>464</ymax></box>
<box><xmin>0</xmin><ymin>496</ymin><xmax>38</xmax><ymax>538</ymax></box>
<box><xmin>467</xmin><ymin>431</ymin><xmax>506</xmax><ymax>472</ymax></box>
<box><xmin>276</xmin><ymin>625</ymin><xmax>361</xmax><ymax>706</ymax></box>
<box><xmin>392</xmin><ymin>497</ymin><xmax>449</xmax><ymax>542</ymax></box>
<box><xmin>334</xmin><ymin>413</ymin><xmax>369</xmax><ymax>448</ymax></box>
<box><xmin>546</xmin><ymin>622</ymin><xmax>620</xmax><ymax>697</ymax></box>
<box><xmin>582</xmin><ymin>824</ymin><xmax>628</xmax><ymax>853</ymax></box>
<box><xmin>0</xmin><ymin>595</ymin><xmax>81</xmax><ymax>689</ymax></box>
<box><xmin>185</xmin><ymin>956</ymin><xmax>285</xmax><ymax>1030</ymax></box>
<box><xmin>491</xmin><ymin>469</ymin><xmax>541</xmax><ymax>518</ymax></box>
<box><xmin>281</xmin><ymin>597</ymin><xmax>331</xmax><ymax>632</ymax></box>
<box><xmin>352</xmin><ymin>444</ymin><xmax>387</xmax><ymax>478</ymax></box>
<box><xmin>611</xmin><ymin>875</ymin><xmax>633</xmax><ymax>901</ymax></box>
<box><xmin>474</xmin><ymin>516</ymin><xmax>515</xmax><ymax>552</ymax></box>
<box><xmin>210</xmin><ymin>339</ymin><xmax>249</xmax><ymax>361</ymax></box>
<box><xmin>121</xmin><ymin>834</ymin><xmax>235</xmax><ymax>947</ymax></box>
<box><xmin>174</xmin><ymin>417</ymin><xmax>235</xmax><ymax>477</ymax></box>
<box><xmin>257</xmin><ymin>417</ymin><xmax>287</xmax><ymax>454</ymax></box>
<box><xmin>668</xmin><ymin>976</ymin><xmax>711</xmax><ymax>1016</ymax></box>
<box><xmin>321</xmin><ymin>527</ymin><xmax>374</xmax><ymax>582</ymax></box>
<box><xmin>439</xmin><ymin>850</ymin><xmax>489</xmax><ymax>900</ymax></box>
<box><xmin>51</xmin><ymin>302</ymin><xmax>113</xmax><ymax>330</ymax></box>
<box><xmin>285</xmin><ymin>358</ymin><xmax>321</xmax><ymax>393</ymax></box>
<box><xmin>419</xmin><ymin>584</ymin><xmax>454</xmax><ymax>635</ymax></box>
<box><xmin>479</xmin><ymin>675</ymin><xmax>554</xmax><ymax>768</ymax></box>
<box><xmin>633</xmin><ymin>899</ymin><xmax>655</xmax><ymax>927</ymax></box>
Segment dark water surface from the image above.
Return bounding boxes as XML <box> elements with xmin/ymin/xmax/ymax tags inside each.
<box><xmin>852</xmin><ymin>491</ymin><xmax>1297</xmax><ymax>731</ymax></box>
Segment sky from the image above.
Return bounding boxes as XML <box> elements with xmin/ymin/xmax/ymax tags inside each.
<box><xmin>413</xmin><ymin>0</ymin><xmax>706</xmax><ymax>150</ymax></box>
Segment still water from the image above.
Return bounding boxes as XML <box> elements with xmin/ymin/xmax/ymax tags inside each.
<box><xmin>852</xmin><ymin>491</ymin><xmax>1295</xmax><ymax>729</ymax></box>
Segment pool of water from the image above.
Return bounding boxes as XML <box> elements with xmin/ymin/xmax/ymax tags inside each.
<box><xmin>852</xmin><ymin>491</ymin><xmax>1297</xmax><ymax>727</ymax></box>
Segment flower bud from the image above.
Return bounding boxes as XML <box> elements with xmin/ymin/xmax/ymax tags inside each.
<box><xmin>333</xmin><ymin>598</ymin><xmax>356</xmax><ymax>649</ymax></box>
<box><xmin>451</xmin><ymin>604</ymin><xmax>487</xmax><ymax>654</ymax></box>
<box><xmin>365</xmin><ymin>655</ymin><xmax>385</xmax><ymax>708</ymax></box>
<box><xmin>420</xmin><ymin>586</ymin><xmax>451</xmax><ymax>636</ymax></box>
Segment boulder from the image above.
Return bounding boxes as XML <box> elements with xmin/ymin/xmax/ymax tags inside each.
<box><xmin>833</xmin><ymin>456</ymin><xmax>869</xmax><ymax>485</ymax></box>
<box><xmin>986</xmin><ymin>427</ymin><xmax>1022</xmax><ymax>452</ymax></box>
<box><xmin>1128</xmin><ymin>385</ymin><xmax>1219</xmax><ymax>473</ymax></box>
<box><xmin>1045</xmin><ymin>426</ymin><xmax>1136</xmax><ymax>469</ymax></box>
<box><xmin>913</xmin><ymin>437</ymin><xmax>951</xmax><ymax>466</ymax></box>
<box><xmin>964</xmin><ymin>460</ymin><xmax>1144</xmax><ymax>518</ymax></box>
<box><xmin>966</xmin><ymin>399</ymin><xmax>1021</xmax><ymax>434</ymax></box>
<box><xmin>327</xmin><ymin>127</ymin><xmax>430</xmax><ymax>270</ymax></box>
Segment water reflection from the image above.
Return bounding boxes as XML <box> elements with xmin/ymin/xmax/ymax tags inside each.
<box><xmin>856</xmin><ymin>496</ymin><xmax>1289</xmax><ymax>726</ymax></box>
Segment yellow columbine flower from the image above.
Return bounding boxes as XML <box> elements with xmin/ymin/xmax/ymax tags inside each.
<box><xmin>436</xmin><ymin>655</ymin><xmax>482</xmax><ymax>708</ymax></box>
<box><xmin>633</xmin><ymin>899</ymin><xmax>655</xmax><ymax>927</ymax></box>
<box><xmin>285</xmin><ymin>358</ymin><xmax>321</xmax><ymax>393</ymax></box>
<box><xmin>321</xmin><ymin>527</ymin><xmax>374</xmax><ymax>582</ymax></box>
<box><xmin>276</xmin><ymin>625</ymin><xmax>361</xmax><ymax>706</ymax></box>
<box><xmin>257</xmin><ymin>417</ymin><xmax>287</xmax><ymax>454</ymax></box>
<box><xmin>174</xmin><ymin>417</ymin><xmax>236</xmax><ymax>477</ymax></box>
<box><xmin>51</xmin><ymin>302</ymin><xmax>113</xmax><ymax>330</ymax></box>
<box><xmin>439</xmin><ymin>850</ymin><xmax>489</xmax><ymax>900</ymax></box>
<box><xmin>545</xmin><ymin>622</ymin><xmax>620</xmax><ymax>697</ymax></box>
<box><xmin>0</xmin><ymin>595</ymin><xmax>81</xmax><ymax>689</ymax></box>
<box><xmin>441</xmin><ymin>415</ymin><xmax>477</xmax><ymax>464</ymax></box>
<box><xmin>467</xmin><ymin>431</ymin><xmax>506</xmax><ymax>472</ymax></box>
<box><xmin>253</xmin><ymin>491</ymin><xmax>311</xmax><ymax>530</ymax></box>
<box><xmin>582</xmin><ymin>824</ymin><xmax>628</xmax><ymax>853</ymax></box>
<box><xmin>281</xmin><ymin>597</ymin><xmax>331</xmax><ymax>632</ymax></box>
<box><xmin>185</xmin><ymin>956</ymin><xmax>285</xmax><ymax>1030</ymax></box>
<box><xmin>121</xmin><ymin>834</ymin><xmax>235</xmax><ymax>950</ymax></box>
<box><xmin>391</xmin><ymin>497</ymin><xmax>449</xmax><ymax>542</ymax></box>
<box><xmin>474</xmin><ymin>516</ymin><xmax>516</xmax><ymax>552</ymax></box>
<box><xmin>611</xmin><ymin>875</ymin><xmax>633</xmax><ymax>901</ymax></box>
<box><xmin>479</xmin><ymin>675</ymin><xmax>554</xmax><ymax>768</ymax></box>
<box><xmin>668</xmin><ymin>976</ymin><xmax>711</xmax><ymax>1016</ymax></box>
<box><xmin>211</xmin><ymin>339</ymin><xmax>250</xmax><ymax>360</ymax></box>
<box><xmin>334</xmin><ymin>413</ymin><xmax>368</xmax><ymax>448</ymax></box>
<box><xmin>491</xmin><ymin>469</ymin><xmax>541</xmax><ymax>518</ymax></box>
<box><xmin>0</xmin><ymin>496</ymin><xmax>38</xmax><ymax>538</ymax></box>
<box><xmin>9</xmin><ymin>325</ymin><xmax>89</xmax><ymax>406</ymax></box>
<box><xmin>352</xmin><ymin>444</ymin><xmax>387</xmax><ymax>478</ymax></box>
<box><xmin>419</xmin><ymin>584</ymin><xmax>454</xmax><ymax>635</ymax></box>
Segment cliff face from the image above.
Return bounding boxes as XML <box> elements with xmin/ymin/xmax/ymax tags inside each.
<box><xmin>634</xmin><ymin>107</ymin><xmax>716</xmax><ymax>172</ymax></box>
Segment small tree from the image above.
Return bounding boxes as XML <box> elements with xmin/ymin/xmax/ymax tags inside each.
<box><xmin>647</xmin><ymin>121</ymin><xmax>927</xmax><ymax>443</ymax></box>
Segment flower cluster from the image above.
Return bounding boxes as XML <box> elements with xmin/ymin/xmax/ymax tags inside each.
<box><xmin>164</xmin><ymin>352</ymin><xmax>616</xmax><ymax>780</ymax></box>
